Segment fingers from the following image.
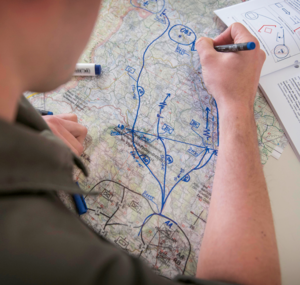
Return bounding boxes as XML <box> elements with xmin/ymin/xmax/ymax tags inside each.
<box><xmin>56</xmin><ymin>118</ymin><xmax>87</xmax><ymax>144</ymax></box>
<box><xmin>43</xmin><ymin>114</ymin><xmax>88</xmax><ymax>156</ymax></box>
<box><xmin>213</xmin><ymin>26</ymin><xmax>234</xmax><ymax>46</ymax></box>
<box><xmin>55</xmin><ymin>113</ymin><xmax>78</xmax><ymax>122</ymax></box>
<box><xmin>196</xmin><ymin>37</ymin><xmax>217</xmax><ymax>61</ymax></box>
<box><xmin>214</xmin><ymin>23</ymin><xmax>259</xmax><ymax>48</ymax></box>
<box><xmin>51</xmin><ymin>125</ymin><xmax>84</xmax><ymax>156</ymax></box>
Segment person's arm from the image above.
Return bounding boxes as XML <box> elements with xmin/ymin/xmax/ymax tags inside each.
<box><xmin>195</xmin><ymin>23</ymin><xmax>281</xmax><ymax>285</ymax></box>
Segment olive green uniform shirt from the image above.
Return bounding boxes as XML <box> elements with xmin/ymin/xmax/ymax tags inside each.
<box><xmin>0</xmin><ymin>97</ymin><xmax>236</xmax><ymax>285</ymax></box>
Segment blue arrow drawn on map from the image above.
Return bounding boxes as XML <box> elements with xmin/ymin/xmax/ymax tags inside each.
<box><xmin>205</xmin><ymin>107</ymin><xmax>210</xmax><ymax>129</ymax></box>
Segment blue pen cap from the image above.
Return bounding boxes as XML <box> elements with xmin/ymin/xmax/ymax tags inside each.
<box><xmin>73</xmin><ymin>182</ymin><xmax>88</xmax><ymax>215</ymax></box>
<box><xmin>95</xmin><ymin>64</ymin><xmax>101</xmax><ymax>75</ymax></box>
<box><xmin>247</xmin><ymin>42</ymin><xmax>256</xmax><ymax>50</ymax></box>
<box><xmin>73</xmin><ymin>194</ymin><xmax>88</xmax><ymax>215</ymax></box>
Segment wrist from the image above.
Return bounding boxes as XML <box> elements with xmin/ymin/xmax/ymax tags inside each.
<box><xmin>217</xmin><ymin>101</ymin><xmax>254</xmax><ymax>120</ymax></box>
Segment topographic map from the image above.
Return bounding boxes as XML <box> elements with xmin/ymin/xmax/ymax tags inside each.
<box><xmin>27</xmin><ymin>0</ymin><xmax>288</xmax><ymax>279</ymax></box>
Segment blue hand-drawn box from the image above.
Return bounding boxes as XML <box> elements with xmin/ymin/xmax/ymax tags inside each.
<box><xmin>162</xmin><ymin>124</ymin><xmax>174</xmax><ymax>134</ymax></box>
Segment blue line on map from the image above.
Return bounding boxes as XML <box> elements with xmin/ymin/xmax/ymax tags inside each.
<box><xmin>163</xmin><ymin>137</ymin><xmax>206</xmax><ymax>149</ymax></box>
<box><xmin>123</xmin><ymin>10</ymin><xmax>219</xmax><ymax>220</ymax></box>
<box><xmin>195</xmin><ymin>150</ymin><xmax>216</xmax><ymax>170</ymax></box>
<box><xmin>159</xmin><ymin>213</ymin><xmax>179</xmax><ymax>226</ymax></box>
<box><xmin>160</xmin><ymin>138</ymin><xmax>167</xmax><ymax>204</ymax></box>
<box><xmin>138</xmin><ymin>212</ymin><xmax>181</xmax><ymax>238</ymax></box>
<box><xmin>214</xmin><ymin>99</ymin><xmax>219</xmax><ymax>146</ymax></box>
<box><xmin>168</xmin><ymin>24</ymin><xmax>197</xmax><ymax>51</ymax></box>
<box><xmin>162</xmin><ymin>149</ymin><xmax>207</xmax><ymax>208</ymax></box>
<box><xmin>128</xmin><ymin>74</ymin><xmax>137</xmax><ymax>82</ymax></box>
<box><xmin>191</xmin><ymin>128</ymin><xmax>205</xmax><ymax>146</ymax></box>
<box><xmin>205</xmin><ymin>107</ymin><xmax>210</xmax><ymax>129</ymax></box>
<box><xmin>127</xmin><ymin>128</ymin><xmax>210</xmax><ymax>149</ymax></box>
<box><xmin>162</xmin><ymin>148</ymin><xmax>216</xmax><ymax>210</ymax></box>
<box><xmin>130</xmin><ymin>0</ymin><xmax>166</xmax><ymax>15</ymax></box>
<box><xmin>156</xmin><ymin>93</ymin><xmax>171</xmax><ymax>204</ymax></box>
<box><xmin>131</xmin><ymin>12</ymin><xmax>170</xmax><ymax>210</ymax></box>
<box><xmin>151</xmin><ymin>200</ymin><xmax>160</xmax><ymax>212</ymax></box>
<box><xmin>136</xmin><ymin>15</ymin><xmax>170</xmax><ymax>89</ymax></box>
<box><xmin>138</xmin><ymin>213</ymin><xmax>155</xmax><ymax>236</ymax></box>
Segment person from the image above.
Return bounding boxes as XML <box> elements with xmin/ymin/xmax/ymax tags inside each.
<box><xmin>0</xmin><ymin>0</ymin><xmax>281</xmax><ymax>285</ymax></box>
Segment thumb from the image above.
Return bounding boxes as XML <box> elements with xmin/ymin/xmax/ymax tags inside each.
<box><xmin>195</xmin><ymin>37</ymin><xmax>216</xmax><ymax>59</ymax></box>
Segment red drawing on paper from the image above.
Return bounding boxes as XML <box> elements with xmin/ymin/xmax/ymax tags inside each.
<box><xmin>294</xmin><ymin>27</ymin><xmax>300</xmax><ymax>32</ymax></box>
<box><xmin>258</xmin><ymin>25</ymin><xmax>276</xmax><ymax>33</ymax></box>
<box><xmin>264</xmin><ymin>27</ymin><xmax>273</xmax><ymax>34</ymax></box>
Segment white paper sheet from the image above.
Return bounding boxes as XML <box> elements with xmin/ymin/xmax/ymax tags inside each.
<box><xmin>260</xmin><ymin>65</ymin><xmax>300</xmax><ymax>159</ymax></box>
<box><xmin>215</xmin><ymin>0</ymin><xmax>300</xmax><ymax>76</ymax></box>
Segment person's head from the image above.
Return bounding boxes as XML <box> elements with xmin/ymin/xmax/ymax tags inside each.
<box><xmin>0</xmin><ymin>0</ymin><xmax>101</xmax><ymax>93</ymax></box>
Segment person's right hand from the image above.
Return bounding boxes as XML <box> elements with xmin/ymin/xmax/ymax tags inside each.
<box><xmin>195</xmin><ymin>23</ymin><xmax>266</xmax><ymax>112</ymax></box>
<box><xmin>43</xmin><ymin>113</ymin><xmax>87</xmax><ymax>156</ymax></box>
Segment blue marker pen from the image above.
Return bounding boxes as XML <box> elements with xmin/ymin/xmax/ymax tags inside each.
<box><xmin>73</xmin><ymin>182</ymin><xmax>88</xmax><ymax>215</ymax></box>
<box><xmin>74</xmin><ymin>63</ymin><xmax>101</xmax><ymax>76</ymax></box>
<box><xmin>36</xmin><ymin>109</ymin><xmax>53</xmax><ymax>116</ymax></box>
<box><xmin>214</xmin><ymin>42</ymin><xmax>256</xmax><ymax>52</ymax></box>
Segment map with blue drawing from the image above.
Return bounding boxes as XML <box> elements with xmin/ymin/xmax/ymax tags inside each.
<box><xmin>26</xmin><ymin>0</ymin><xmax>288</xmax><ymax>279</ymax></box>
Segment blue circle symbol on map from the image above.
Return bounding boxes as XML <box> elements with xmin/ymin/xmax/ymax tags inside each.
<box><xmin>130</xmin><ymin>0</ymin><xmax>165</xmax><ymax>14</ymax></box>
<box><xmin>183</xmin><ymin>174</ymin><xmax>190</xmax><ymax>182</ymax></box>
<box><xmin>245</xmin><ymin>11</ymin><xmax>259</xmax><ymax>20</ymax></box>
<box><xmin>166</xmin><ymin>155</ymin><xmax>173</xmax><ymax>164</ymax></box>
<box><xmin>140</xmin><ymin>154</ymin><xmax>150</xmax><ymax>165</ymax></box>
<box><xmin>138</xmin><ymin>86</ymin><xmax>145</xmax><ymax>97</ymax></box>
<box><xmin>274</xmin><ymin>44</ymin><xmax>289</xmax><ymax>59</ymax></box>
<box><xmin>168</xmin><ymin>25</ymin><xmax>196</xmax><ymax>47</ymax></box>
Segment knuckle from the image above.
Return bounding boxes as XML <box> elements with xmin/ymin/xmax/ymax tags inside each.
<box><xmin>47</xmin><ymin>116</ymin><xmax>59</xmax><ymax>125</ymax></box>
<box><xmin>82</xmin><ymin>126</ymin><xmax>88</xmax><ymax>136</ymax></box>
<box><xmin>200</xmin><ymin>51</ymin><xmax>215</xmax><ymax>64</ymax></box>
<box><xmin>232</xmin><ymin>22</ymin><xmax>247</xmax><ymax>35</ymax></box>
<box><xmin>196</xmin><ymin>37</ymin><xmax>214</xmax><ymax>52</ymax></box>
<box><xmin>231</xmin><ymin>22</ymin><xmax>243</xmax><ymax>30</ymax></box>
<box><xmin>196</xmin><ymin>37</ymin><xmax>208</xmax><ymax>45</ymax></box>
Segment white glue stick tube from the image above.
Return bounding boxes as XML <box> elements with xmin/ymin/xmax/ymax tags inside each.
<box><xmin>74</xmin><ymin>63</ymin><xmax>101</xmax><ymax>76</ymax></box>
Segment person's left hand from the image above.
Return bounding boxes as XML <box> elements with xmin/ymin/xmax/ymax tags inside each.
<box><xmin>43</xmin><ymin>113</ymin><xmax>87</xmax><ymax>156</ymax></box>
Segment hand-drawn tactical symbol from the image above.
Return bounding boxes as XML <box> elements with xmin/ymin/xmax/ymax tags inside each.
<box><xmin>168</xmin><ymin>24</ymin><xmax>197</xmax><ymax>51</ymax></box>
<box><xmin>138</xmin><ymin>86</ymin><xmax>145</xmax><ymax>97</ymax></box>
<box><xmin>190</xmin><ymin>119</ymin><xmax>200</xmax><ymax>129</ymax></box>
<box><xmin>274</xmin><ymin>44</ymin><xmax>289</xmax><ymax>59</ymax></box>
<box><xmin>162</xmin><ymin>123</ymin><xmax>174</xmax><ymax>134</ymax></box>
<box><xmin>140</xmin><ymin>154</ymin><xmax>151</xmax><ymax>165</ymax></box>
<box><xmin>115</xmin><ymin>237</ymin><xmax>129</xmax><ymax>249</ymax></box>
<box><xmin>264</xmin><ymin>27</ymin><xmax>273</xmax><ymax>34</ymax></box>
<box><xmin>245</xmin><ymin>11</ymin><xmax>259</xmax><ymax>20</ymax></box>
<box><xmin>125</xmin><ymin>66</ymin><xmax>136</xmax><ymax>74</ymax></box>
<box><xmin>110</xmin><ymin>130</ymin><xmax>121</xmax><ymax>136</ymax></box>
<box><xmin>166</xmin><ymin>155</ymin><xmax>173</xmax><ymax>164</ymax></box>
<box><xmin>183</xmin><ymin>174</ymin><xmax>190</xmax><ymax>182</ymax></box>
<box><xmin>101</xmin><ymin>189</ymin><xmax>113</xmax><ymax>201</ymax></box>
<box><xmin>129</xmin><ymin>200</ymin><xmax>142</xmax><ymax>213</ymax></box>
<box><xmin>130</xmin><ymin>0</ymin><xmax>165</xmax><ymax>14</ymax></box>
